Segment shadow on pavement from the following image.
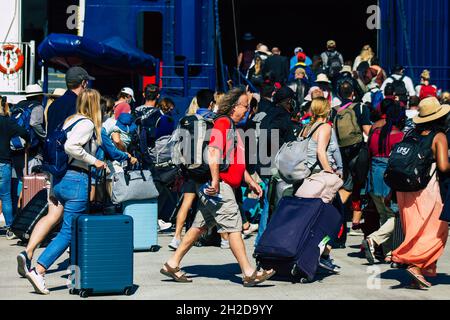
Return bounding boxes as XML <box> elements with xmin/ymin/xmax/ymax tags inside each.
<box><xmin>181</xmin><ymin>263</ymin><xmax>245</xmax><ymax>285</ymax></box>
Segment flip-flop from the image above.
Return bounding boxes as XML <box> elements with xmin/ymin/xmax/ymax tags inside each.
<box><xmin>406</xmin><ymin>267</ymin><xmax>431</xmax><ymax>288</ymax></box>
<box><xmin>160</xmin><ymin>263</ymin><xmax>192</xmax><ymax>283</ymax></box>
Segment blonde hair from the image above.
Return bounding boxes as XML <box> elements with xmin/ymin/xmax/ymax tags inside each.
<box><xmin>421</xmin><ymin>69</ymin><xmax>430</xmax><ymax>80</ymax></box>
<box><xmin>186</xmin><ymin>96</ymin><xmax>199</xmax><ymax>115</ymax></box>
<box><xmin>441</xmin><ymin>91</ymin><xmax>450</xmax><ymax>104</ymax></box>
<box><xmin>360</xmin><ymin>45</ymin><xmax>374</xmax><ymax>62</ymax></box>
<box><xmin>66</xmin><ymin>89</ymin><xmax>102</xmax><ymax>144</ymax></box>
<box><xmin>214</xmin><ymin>91</ymin><xmax>225</xmax><ymax>107</ymax></box>
<box><xmin>0</xmin><ymin>96</ymin><xmax>9</xmax><ymax>116</ymax></box>
<box><xmin>310</xmin><ymin>97</ymin><xmax>331</xmax><ymax>125</ymax></box>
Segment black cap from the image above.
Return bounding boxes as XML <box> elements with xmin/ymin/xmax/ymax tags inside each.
<box><xmin>273</xmin><ymin>86</ymin><xmax>295</xmax><ymax>104</ymax></box>
<box><xmin>66</xmin><ymin>66</ymin><xmax>95</xmax><ymax>85</ymax></box>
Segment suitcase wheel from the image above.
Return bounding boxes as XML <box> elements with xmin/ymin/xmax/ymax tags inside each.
<box><xmin>79</xmin><ymin>290</ymin><xmax>89</xmax><ymax>298</ymax></box>
<box><xmin>69</xmin><ymin>288</ymin><xmax>76</xmax><ymax>295</ymax></box>
<box><xmin>149</xmin><ymin>245</ymin><xmax>160</xmax><ymax>253</ymax></box>
<box><xmin>124</xmin><ymin>287</ymin><xmax>133</xmax><ymax>296</ymax></box>
<box><xmin>299</xmin><ymin>278</ymin><xmax>309</xmax><ymax>284</ymax></box>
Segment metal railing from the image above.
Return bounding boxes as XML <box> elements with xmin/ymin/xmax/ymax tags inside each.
<box><xmin>155</xmin><ymin>59</ymin><xmax>216</xmax><ymax>97</ymax></box>
<box><xmin>0</xmin><ymin>41</ymin><xmax>35</xmax><ymax>94</ymax></box>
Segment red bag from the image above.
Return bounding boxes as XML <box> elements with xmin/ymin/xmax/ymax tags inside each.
<box><xmin>419</xmin><ymin>85</ymin><xmax>437</xmax><ymax>101</ymax></box>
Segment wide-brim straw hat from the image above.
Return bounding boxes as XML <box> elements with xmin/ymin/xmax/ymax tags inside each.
<box><xmin>315</xmin><ymin>73</ymin><xmax>331</xmax><ymax>84</ymax></box>
<box><xmin>413</xmin><ymin>97</ymin><xmax>450</xmax><ymax>124</ymax></box>
<box><xmin>45</xmin><ymin>88</ymin><xmax>66</xmax><ymax>99</ymax></box>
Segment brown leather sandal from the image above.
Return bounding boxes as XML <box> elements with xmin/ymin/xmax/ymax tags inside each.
<box><xmin>160</xmin><ymin>263</ymin><xmax>193</xmax><ymax>283</ymax></box>
<box><xmin>242</xmin><ymin>269</ymin><xmax>276</xmax><ymax>287</ymax></box>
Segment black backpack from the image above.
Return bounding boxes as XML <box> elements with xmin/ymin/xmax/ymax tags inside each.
<box><xmin>384</xmin><ymin>131</ymin><xmax>438</xmax><ymax>192</ymax></box>
<box><xmin>326</xmin><ymin>52</ymin><xmax>343</xmax><ymax>78</ymax></box>
<box><xmin>390</xmin><ymin>75</ymin><xmax>408</xmax><ymax>101</ymax></box>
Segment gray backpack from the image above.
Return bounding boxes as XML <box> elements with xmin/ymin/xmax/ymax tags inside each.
<box><xmin>274</xmin><ymin>123</ymin><xmax>324</xmax><ymax>184</ymax></box>
<box><xmin>149</xmin><ymin>135</ymin><xmax>175</xmax><ymax>165</ymax></box>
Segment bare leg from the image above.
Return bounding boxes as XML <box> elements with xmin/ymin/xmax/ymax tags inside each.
<box><xmin>164</xmin><ymin>226</ymin><xmax>207</xmax><ymax>278</ymax></box>
<box><xmin>174</xmin><ymin>193</ymin><xmax>196</xmax><ymax>241</ymax></box>
<box><xmin>221</xmin><ymin>233</ymin><xmax>229</xmax><ymax>241</ymax></box>
<box><xmin>339</xmin><ymin>189</ymin><xmax>351</xmax><ymax>205</ymax></box>
<box><xmin>90</xmin><ymin>186</ymin><xmax>96</xmax><ymax>202</ymax></box>
<box><xmin>228</xmin><ymin>231</ymin><xmax>272</xmax><ymax>278</ymax></box>
<box><xmin>26</xmin><ymin>200</ymin><xmax>64</xmax><ymax>259</ymax></box>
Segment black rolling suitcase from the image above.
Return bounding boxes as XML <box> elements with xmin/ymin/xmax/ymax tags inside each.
<box><xmin>392</xmin><ymin>214</ymin><xmax>405</xmax><ymax>250</ymax></box>
<box><xmin>11</xmin><ymin>189</ymin><xmax>49</xmax><ymax>242</ymax></box>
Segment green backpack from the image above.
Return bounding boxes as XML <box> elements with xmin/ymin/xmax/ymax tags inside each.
<box><xmin>333</xmin><ymin>102</ymin><xmax>363</xmax><ymax>148</ymax></box>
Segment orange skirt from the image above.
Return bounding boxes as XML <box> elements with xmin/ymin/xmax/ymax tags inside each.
<box><xmin>392</xmin><ymin>175</ymin><xmax>448</xmax><ymax>277</ymax></box>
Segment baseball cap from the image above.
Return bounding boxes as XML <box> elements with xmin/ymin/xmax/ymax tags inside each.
<box><xmin>327</xmin><ymin>40</ymin><xmax>336</xmax><ymax>47</ymax></box>
<box><xmin>65</xmin><ymin>66</ymin><xmax>95</xmax><ymax>86</ymax></box>
<box><xmin>294</xmin><ymin>47</ymin><xmax>303</xmax><ymax>54</ymax></box>
<box><xmin>120</xmin><ymin>87</ymin><xmax>135</xmax><ymax>102</ymax></box>
<box><xmin>273</xmin><ymin>86</ymin><xmax>295</xmax><ymax>104</ymax></box>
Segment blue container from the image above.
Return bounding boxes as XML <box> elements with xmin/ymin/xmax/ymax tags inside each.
<box><xmin>70</xmin><ymin>215</ymin><xmax>134</xmax><ymax>298</ymax></box>
<box><xmin>123</xmin><ymin>200</ymin><xmax>158</xmax><ymax>251</ymax></box>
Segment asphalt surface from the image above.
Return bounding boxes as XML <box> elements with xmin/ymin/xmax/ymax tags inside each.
<box><xmin>1</xmin><ymin>223</ymin><xmax>450</xmax><ymax>300</ymax></box>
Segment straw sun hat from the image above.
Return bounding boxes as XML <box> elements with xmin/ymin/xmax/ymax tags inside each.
<box><xmin>413</xmin><ymin>97</ymin><xmax>450</xmax><ymax>124</ymax></box>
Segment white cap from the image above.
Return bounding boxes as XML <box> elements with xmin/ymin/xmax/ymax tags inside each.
<box><xmin>121</xmin><ymin>87</ymin><xmax>135</xmax><ymax>102</ymax></box>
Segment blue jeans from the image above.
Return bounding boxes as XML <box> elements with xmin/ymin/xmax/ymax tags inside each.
<box><xmin>37</xmin><ymin>170</ymin><xmax>88</xmax><ymax>270</ymax></box>
<box><xmin>0</xmin><ymin>163</ymin><xmax>13</xmax><ymax>227</ymax></box>
<box><xmin>255</xmin><ymin>178</ymin><xmax>270</xmax><ymax>246</ymax></box>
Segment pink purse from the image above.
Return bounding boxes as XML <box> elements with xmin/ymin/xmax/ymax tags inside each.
<box><xmin>295</xmin><ymin>171</ymin><xmax>343</xmax><ymax>203</ymax></box>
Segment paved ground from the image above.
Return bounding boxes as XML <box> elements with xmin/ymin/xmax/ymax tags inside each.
<box><xmin>1</xmin><ymin>224</ymin><xmax>450</xmax><ymax>300</ymax></box>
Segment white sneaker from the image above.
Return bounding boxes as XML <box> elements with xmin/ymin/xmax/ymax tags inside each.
<box><xmin>168</xmin><ymin>237</ymin><xmax>181</xmax><ymax>250</ymax></box>
<box><xmin>25</xmin><ymin>268</ymin><xmax>50</xmax><ymax>295</ymax></box>
<box><xmin>243</xmin><ymin>223</ymin><xmax>259</xmax><ymax>236</ymax></box>
<box><xmin>220</xmin><ymin>240</ymin><xmax>230</xmax><ymax>249</ymax></box>
<box><xmin>158</xmin><ymin>219</ymin><xmax>172</xmax><ymax>232</ymax></box>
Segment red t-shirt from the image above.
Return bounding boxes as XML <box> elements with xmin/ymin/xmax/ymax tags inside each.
<box><xmin>209</xmin><ymin>117</ymin><xmax>246</xmax><ymax>188</ymax></box>
<box><xmin>369</xmin><ymin>127</ymin><xmax>404</xmax><ymax>158</ymax></box>
<box><xmin>114</xmin><ymin>102</ymin><xmax>131</xmax><ymax>120</ymax></box>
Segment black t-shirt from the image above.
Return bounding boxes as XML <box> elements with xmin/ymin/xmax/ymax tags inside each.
<box><xmin>0</xmin><ymin>115</ymin><xmax>29</xmax><ymax>163</ymax></box>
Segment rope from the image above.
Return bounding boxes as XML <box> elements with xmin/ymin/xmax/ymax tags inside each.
<box><xmin>231</xmin><ymin>0</ymin><xmax>239</xmax><ymax>70</ymax></box>
<box><xmin>397</xmin><ymin>0</ymin><xmax>414</xmax><ymax>79</ymax></box>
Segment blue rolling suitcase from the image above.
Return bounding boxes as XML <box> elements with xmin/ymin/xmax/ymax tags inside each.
<box><xmin>70</xmin><ymin>215</ymin><xmax>134</xmax><ymax>298</ymax></box>
<box><xmin>123</xmin><ymin>200</ymin><xmax>159</xmax><ymax>251</ymax></box>
<box><xmin>254</xmin><ymin>197</ymin><xmax>342</xmax><ymax>283</ymax></box>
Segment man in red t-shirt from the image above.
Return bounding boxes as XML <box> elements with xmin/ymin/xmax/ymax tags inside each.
<box><xmin>161</xmin><ymin>87</ymin><xmax>276</xmax><ymax>287</ymax></box>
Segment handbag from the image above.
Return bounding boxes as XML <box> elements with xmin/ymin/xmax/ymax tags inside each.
<box><xmin>295</xmin><ymin>170</ymin><xmax>344</xmax><ymax>203</ymax></box>
<box><xmin>110</xmin><ymin>165</ymin><xmax>159</xmax><ymax>204</ymax></box>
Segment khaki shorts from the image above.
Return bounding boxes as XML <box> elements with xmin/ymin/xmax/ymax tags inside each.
<box><xmin>192</xmin><ymin>182</ymin><xmax>243</xmax><ymax>234</ymax></box>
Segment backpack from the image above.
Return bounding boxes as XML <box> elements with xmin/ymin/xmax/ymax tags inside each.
<box><xmin>139</xmin><ymin>108</ymin><xmax>170</xmax><ymax>164</ymax></box>
<box><xmin>370</xmin><ymin>90</ymin><xmax>384</xmax><ymax>110</ymax></box>
<box><xmin>172</xmin><ymin>115</ymin><xmax>236</xmax><ymax>183</ymax></box>
<box><xmin>326</xmin><ymin>52</ymin><xmax>343</xmax><ymax>78</ymax></box>
<box><xmin>384</xmin><ymin>131</ymin><xmax>437</xmax><ymax>192</ymax></box>
<box><xmin>42</xmin><ymin>118</ymin><xmax>91</xmax><ymax>179</ymax></box>
<box><xmin>274</xmin><ymin>123</ymin><xmax>324</xmax><ymax>184</ymax></box>
<box><xmin>419</xmin><ymin>85</ymin><xmax>437</xmax><ymax>101</ymax></box>
<box><xmin>333</xmin><ymin>103</ymin><xmax>363</xmax><ymax>148</ymax></box>
<box><xmin>390</xmin><ymin>75</ymin><xmax>408</xmax><ymax>101</ymax></box>
<box><xmin>10</xmin><ymin>102</ymin><xmax>39</xmax><ymax>150</ymax></box>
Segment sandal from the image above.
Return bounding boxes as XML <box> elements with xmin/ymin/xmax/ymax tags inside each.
<box><xmin>405</xmin><ymin>281</ymin><xmax>428</xmax><ymax>290</ymax></box>
<box><xmin>406</xmin><ymin>266</ymin><xmax>431</xmax><ymax>288</ymax></box>
<box><xmin>242</xmin><ymin>269</ymin><xmax>276</xmax><ymax>287</ymax></box>
<box><xmin>160</xmin><ymin>263</ymin><xmax>193</xmax><ymax>283</ymax></box>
